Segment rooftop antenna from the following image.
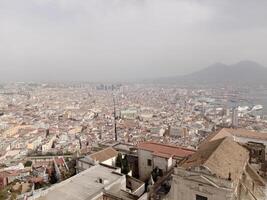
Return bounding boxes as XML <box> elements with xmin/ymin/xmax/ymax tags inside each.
<box><xmin>113</xmin><ymin>94</ymin><xmax>118</xmax><ymax>141</ymax></box>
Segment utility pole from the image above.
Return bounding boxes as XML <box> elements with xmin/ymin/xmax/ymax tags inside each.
<box><xmin>113</xmin><ymin>94</ymin><xmax>118</xmax><ymax>141</ymax></box>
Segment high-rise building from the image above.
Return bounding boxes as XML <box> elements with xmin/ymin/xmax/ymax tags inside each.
<box><xmin>232</xmin><ymin>108</ymin><xmax>238</xmax><ymax>128</ymax></box>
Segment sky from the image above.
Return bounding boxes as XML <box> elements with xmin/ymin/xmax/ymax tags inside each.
<box><xmin>1</xmin><ymin>0</ymin><xmax>267</xmax><ymax>82</ymax></box>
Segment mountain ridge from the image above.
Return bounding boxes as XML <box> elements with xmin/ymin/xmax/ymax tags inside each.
<box><xmin>158</xmin><ymin>60</ymin><xmax>267</xmax><ymax>86</ymax></box>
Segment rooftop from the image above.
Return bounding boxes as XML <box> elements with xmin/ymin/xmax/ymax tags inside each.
<box><xmin>182</xmin><ymin>137</ymin><xmax>249</xmax><ymax>185</ymax></box>
<box><xmin>138</xmin><ymin>141</ymin><xmax>195</xmax><ymax>158</ymax></box>
<box><xmin>224</xmin><ymin>128</ymin><xmax>267</xmax><ymax>140</ymax></box>
<box><xmin>89</xmin><ymin>147</ymin><xmax>118</xmax><ymax>163</ymax></box>
<box><xmin>36</xmin><ymin>164</ymin><xmax>123</xmax><ymax>200</ymax></box>
<box><xmin>200</xmin><ymin>128</ymin><xmax>267</xmax><ymax>148</ymax></box>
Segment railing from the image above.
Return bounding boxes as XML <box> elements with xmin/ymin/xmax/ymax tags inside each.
<box><xmin>148</xmin><ymin>168</ymin><xmax>174</xmax><ymax>200</ymax></box>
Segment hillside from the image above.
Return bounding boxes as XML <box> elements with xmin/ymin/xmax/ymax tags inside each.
<box><xmin>161</xmin><ymin>61</ymin><xmax>267</xmax><ymax>86</ymax></box>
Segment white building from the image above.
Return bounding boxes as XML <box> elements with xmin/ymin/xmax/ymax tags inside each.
<box><xmin>232</xmin><ymin>108</ymin><xmax>239</xmax><ymax>127</ymax></box>
<box><xmin>33</xmin><ymin>164</ymin><xmax>145</xmax><ymax>200</ymax></box>
<box><xmin>137</xmin><ymin>141</ymin><xmax>195</xmax><ymax>181</ymax></box>
<box><xmin>76</xmin><ymin>147</ymin><xmax>118</xmax><ymax>173</ymax></box>
<box><xmin>120</xmin><ymin>109</ymin><xmax>138</xmax><ymax>120</ymax></box>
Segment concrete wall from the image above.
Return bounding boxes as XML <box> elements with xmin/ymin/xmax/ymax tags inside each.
<box><xmin>138</xmin><ymin>149</ymin><xmax>172</xmax><ymax>181</ymax></box>
<box><xmin>126</xmin><ymin>176</ymin><xmax>145</xmax><ymax>197</ymax></box>
<box><xmin>166</xmin><ymin>165</ymin><xmax>266</xmax><ymax>200</ymax></box>
<box><xmin>138</xmin><ymin>149</ymin><xmax>153</xmax><ymax>181</ymax></box>
<box><xmin>153</xmin><ymin>156</ymin><xmax>168</xmax><ymax>173</ymax></box>
<box><xmin>167</xmin><ymin>157</ymin><xmax>173</xmax><ymax>170</ymax></box>
<box><xmin>138</xmin><ymin>193</ymin><xmax>148</xmax><ymax>200</ymax></box>
<box><xmin>102</xmin><ymin>157</ymin><xmax>116</xmax><ymax>167</ymax></box>
<box><xmin>77</xmin><ymin>156</ymin><xmax>116</xmax><ymax>173</ymax></box>
<box><xmin>168</xmin><ymin>174</ymin><xmax>234</xmax><ymax>200</ymax></box>
<box><xmin>76</xmin><ymin>160</ymin><xmax>91</xmax><ymax>172</ymax></box>
<box><xmin>235</xmin><ymin>136</ymin><xmax>267</xmax><ymax>151</ymax></box>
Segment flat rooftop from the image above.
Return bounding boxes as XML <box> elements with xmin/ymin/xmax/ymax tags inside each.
<box><xmin>36</xmin><ymin>164</ymin><xmax>123</xmax><ymax>200</ymax></box>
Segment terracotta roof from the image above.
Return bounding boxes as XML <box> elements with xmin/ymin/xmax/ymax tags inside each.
<box><xmin>223</xmin><ymin>128</ymin><xmax>267</xmax><ymax>140</ymax></box>
<box><xmin>30</xmin><ymin>176</ymin><xmax>44</xmax><ymax>183</ymax></box>
<box><xmin>55</xmin><ymin>158</ymin><xmax>65</xmax><ymax>165</ymax></box>
<box><xmin>138</xmin><ymin>141</ymin><xmax>195</xmax><ymax>158</ymax></box>
<box><xmin>199</xmin><ymin>128</ymin><xmax>267</xmax><ymax>148</ymax></box>
<box><xmin>0</xmin><ymin>171</ymin><xmax>9</xmax><ymax>177</ymax></box>
<box><xmin>182</xmin><ymin>137</ymin><xmax>249</xmax><ymax>185</ymax></box>
<box><xmin>182</xmin><ymin>138</ymin><xmax>225</xmax><ymax>168</ymax></box>
<box><xmin>152</xmin><ymin>152</ymin><xmax>172</xmax><ymax>159</ymax></box>
<box><xmin>4</xmin><ymin>170</ymin><xmax>20</xmax><ymax>177</ymax></box>
<box><xmin>89</xmin><ymin>147</ymin><xmax>118</xmax><ymax>163</ymax></box>
<box><xmin>199</xmin><ymin>129</ymin><xmax>229</xmax><ymax>148</ymax></box>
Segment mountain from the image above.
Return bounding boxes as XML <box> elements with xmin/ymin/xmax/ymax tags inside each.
<box><xmin>160</xmin><ymin>61</ymin><xmax>267</xmax><ymax>86</ymax></box>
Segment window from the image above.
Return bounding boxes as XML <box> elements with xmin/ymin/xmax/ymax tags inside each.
<box><xmin>196</xmin><ymin>194</ymin><xmax>208</xmax><ymax>200</ymax></box>
<box><xmin>147</xmin><ymin>159</ymin><xmax>152</xmax><ymax>166</ymax></box>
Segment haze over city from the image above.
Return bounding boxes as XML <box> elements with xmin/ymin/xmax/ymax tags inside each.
<box><xmin>1</xmin><ymin>1</ymin><xmax>267</xmax><ymax>200</ymax></box>
<box><xmin>1</xmin><ymin>0</ymin><xmax>267</xmax><ymax>82</ymax></box>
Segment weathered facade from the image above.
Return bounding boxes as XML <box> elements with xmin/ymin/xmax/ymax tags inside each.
<box><xmin>137</xmin><ymin>142</ymin><xmax>195</xmax><ymax>181</ymax></box>
<box><xmin>166</xmin><ymin>137</ymin><xmax>266</xmax><ymax>200</ymax></box>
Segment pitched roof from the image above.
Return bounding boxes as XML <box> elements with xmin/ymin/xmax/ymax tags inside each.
<box><xmin>182</xmin><ymin>138</ymin><xmax>225</xmax><ymax>168</ymax></box>
<box><xmin>223</xmin><ymin>128</ymin><xmax>267</xmax><ymax>140</ymax></box>
<box><xmin>138</xmin><ymin>141</ymin><xmax>195</xmax><ymax>158</ymax></box>
<box><xmin>182</xmin><ymin>137</ymin><xmax>249</xmax><ymax>185</ymax></box>
<box><xmin>199</xmin><ymin>128</ymin><xmax>267</xmax><ymax>148</ymax></box>
<box><xmin>89</xmin><ymin>147</ymin><xmax>118</xmax><ymax>163</ymax></box>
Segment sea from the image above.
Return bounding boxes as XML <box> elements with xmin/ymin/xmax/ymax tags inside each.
<box><xmin>231</xmin><ymin>88</ymin><xmax>267</xmax><ymax>116</ymax></box>
<box><xmin>247</xmin><ymin>89</ymin><xmax>267</xmax><ymax>115</ymax></box>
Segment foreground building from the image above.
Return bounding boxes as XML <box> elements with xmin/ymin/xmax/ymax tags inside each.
<box><xmin>137</xmin><ymin>142</ymin><xmax>195</xmax><ymax>181</ymax></box>
<box><xmin>76</xmin><ymin>147</ymin><xmax>118</xmax><ymax>173</ymax></box>
<box><xmin>200</xmin><ymin>128</ymin><xmax>267</xmax><ymax>151</ymax></box>
<box><xmin>32</xmin><ymin>164</ymin><xmax>146</xmax><ymax>200</ymax></box>
<box><xmin>166</xmin><ymin>137</ymin><xmax>266</xmax><ymax>200</ymax></box>
<box><xmin>201</xmin><ymin>128</ymin><xmax>267</xmax><ymax>177</ymax></box>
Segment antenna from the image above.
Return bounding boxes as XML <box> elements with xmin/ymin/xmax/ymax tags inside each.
<box><xmin>113</xmin><ymin>94</ymin><xmax>117</xmax><ymax>141</ymax></box>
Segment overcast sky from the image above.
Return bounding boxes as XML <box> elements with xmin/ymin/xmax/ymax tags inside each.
<box><xmin>1</xmin><ymin>0</ymin><xmax>267</xmax><ymax>82</ymax></box>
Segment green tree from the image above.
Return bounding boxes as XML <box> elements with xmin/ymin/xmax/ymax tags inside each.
<box><xmin>10</xmin><ymin>193</ymin><xmax>17</xmax><ymax>200</ymax></box>
<box><xmin>115</xmin><ymin>153</ymin><xmax>123</xmax><ymax>168</ymax></box>
<box><xmin>49</xmin><ymin>170</ymin><xmax>58</xmax><ymax>184</ymax></box>
<box><xmin>0</xmin><ymin>190</ymin><xmax>8</xmax><ymax>200</ymax></box>
<box><xmin>151</xmin><ymin>167</ymin><xmax>163</xmax><ymax>182</ymax></box>
<box><xmin>121</xmin><ymin>155</ymin><xmax>130</xmax><ymax>175</ymax></box>
<box><xmin>24</xmin><ymin>160</ymin><xmax>32</xmax><ymax>167</ymax></box>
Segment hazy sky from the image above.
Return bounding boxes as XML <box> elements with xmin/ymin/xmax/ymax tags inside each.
<box><xmin>1</xmin><ymin>0</ymin><xmax>267</xmax><ymax>82</ymax></box>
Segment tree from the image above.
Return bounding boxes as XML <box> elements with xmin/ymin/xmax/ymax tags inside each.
<box><xmin>151</xmin><ymin>167</ymin><xmax>163</xmax><ymax>182</ymax></box>
<box><xmin>121</xmin><ymin>155</ymin><xmax>130</xmax><ymax>175</ymax></box>
<box><xmin>0</xmin><ymin>190</ymin><xmax>8</xmax><ymax>200</ymax></box>
<box><xmin>115</xmin><ymin>153</ymin><xmax>123</xmax><ymax>168</ymax></box>
<box><xmin>115</xmin><ymin>153</ymin><xmax>130</xmax><ymax>174</ymax></box>
<box><xmin>49</xmin><ymin>170</ymin><xmax>58</xmax><ymax>184</ymax></box>
<box><xmin>10</xmin><ymin>193</ymin><xmax>17</xmax><ymax>200</ymax></box>
<box><xmin>24</xmin><ymin>160</ymin><xmax>32</xmax><ymax>167</ymax></box>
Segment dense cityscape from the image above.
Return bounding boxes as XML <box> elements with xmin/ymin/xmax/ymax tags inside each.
<box><xmin>0</xmin><ymin>82</ymin><xmax>266</xmax><ymax>199</ymax></box>
<box><xmin>1</xmin><ymin>0</ymin><xmax>267</xmax><ymax>199</ymax></box>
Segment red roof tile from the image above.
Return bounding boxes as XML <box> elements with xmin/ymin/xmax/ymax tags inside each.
<box><xmin>55</xmin><ymin>158</ymin><xmax>65</xmax><ymax>165</ymax></box>
<box><xmin>152</xmin><ymin>152</ymin><xmax>172</xmax><ymax>159</ymax></box>
<box><xmin>89</xmin><ymin>147</ymin><xmax>118</xmax><ymax>162</ymax></box>
<box><xmin>138</xmin><ymin>141</ymin><xmax>195</xmax><ymax>158</ymax></box>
